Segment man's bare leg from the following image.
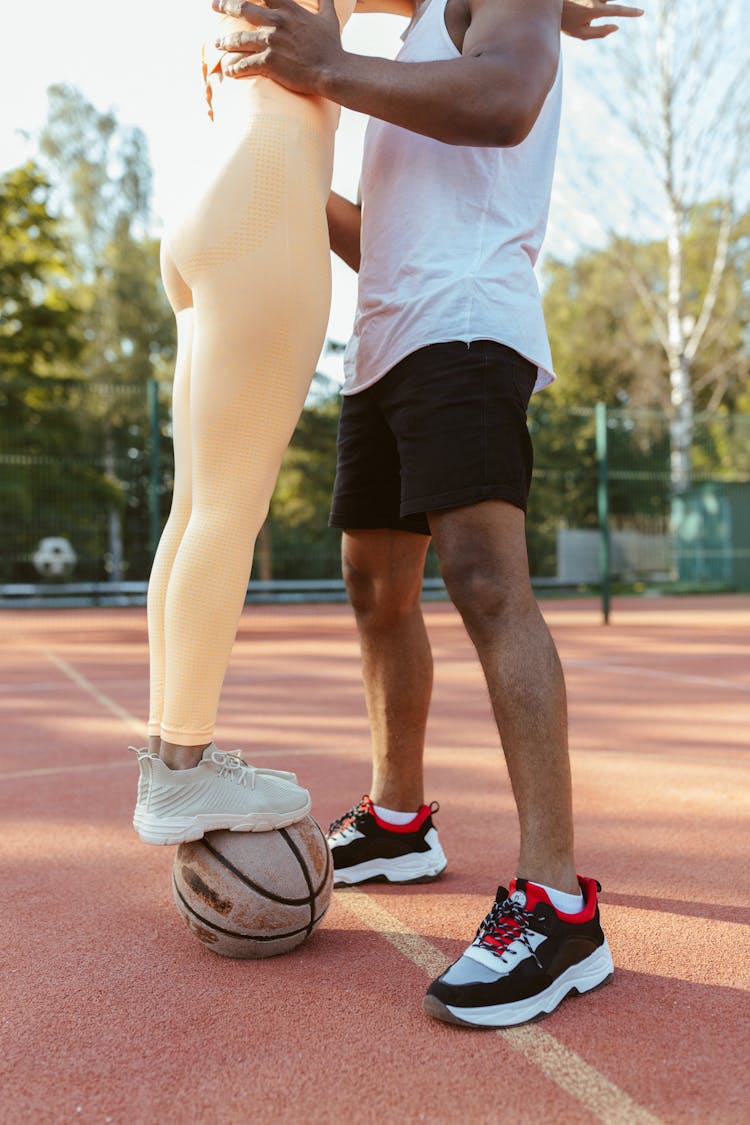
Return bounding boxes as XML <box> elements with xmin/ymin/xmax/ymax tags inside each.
<box><xmin>342</xmin><ymin>528</ymin><xmax>433</xmax><ymax>812</ymax></box>
<box><xmin>429</xmin><ymin>499</ymin><xmax>578</xmax><ymax>894</ymax></box>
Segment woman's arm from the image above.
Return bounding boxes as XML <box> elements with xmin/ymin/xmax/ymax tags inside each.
<box><xmin>562</xmin><ymin>0</ymin><xmax>643</xmax><ymax>40</ymax></box>
<box><xmin>327</xmin><ymin>192</ymin><xmax>362</xmax><ymax>272</ymax></box>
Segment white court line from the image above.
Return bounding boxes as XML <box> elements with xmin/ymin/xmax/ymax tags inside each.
<box><xmin>43</xmin><ymin>649</ymin><xmax>146</xmax><ymax>738</ymax></box>
<box><xmin>0</xmin><ymin>670</ymin><xmax>353</xmax><ymax>694</ymax></box>
<box><xmin>10</xmin><ymin>660</ymin><xmax>747</xmax><ymax>698</ymax></box>
<box><xmin>0</xmin><ymin>746</ymin><xmax>359</xmax><ymax>783</ymax></box>
<box><xmin>4</xmin><ymin>738</ymin><xmax>745</xmax><ymax>784</ymax></box>
<box><xmin>339</xmin><ymin>892</ymin><xmax>663</xmax><ymax>1125</ymax></box>
<box><xmin>6</xmin><ymin>653</ymin><xmax>366</xmax><ymax>783</ymax></box>
<box><xmin>25</xmin><ymin>650</ymin><xmax>662</xmax><ymax>1118</ymax></box>
<box><xmin>0</xmin><ymin>760</ymin><xmax>134</xmax><ymax>782</ymax></box>
<box><xmin>565</xmin><ymin>660</ymin><xmax>750</xmax><ymax>693</ymax></box>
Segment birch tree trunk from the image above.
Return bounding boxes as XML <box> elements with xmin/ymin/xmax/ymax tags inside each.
<box><xmin>568</xmin><ymin>0</ymin><xmax>749</xmax><ymax>491</ymax></box>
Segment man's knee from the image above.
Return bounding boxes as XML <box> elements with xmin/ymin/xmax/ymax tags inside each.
<box><xmin>431</xmin><ymin>502</ymin><xmax>533</xmax><ymax>625</ymax></box>
<box><xmin>439</xmin><ymin>547</ymin><xmax>532</xmax><ymax>630</ymax></box>
<box><xmin>342</xmin><ymin>536</ymin><xmax>425</xmax><ymax>626</ymax></box>
<box><xmin>441</xmin><ymin>554</ymin><xmax>503</xmax><ymax>616</ymax></box>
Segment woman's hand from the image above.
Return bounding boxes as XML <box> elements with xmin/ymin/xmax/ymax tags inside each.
<box><xmin>562</xmin><ymin>0</ymin><xmax>644</xmax><ymax>40</ymax></box>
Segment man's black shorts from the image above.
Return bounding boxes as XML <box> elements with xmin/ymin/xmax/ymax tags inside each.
<box><xmin>329</xmin><ymin>340</ymin><xmax>537</xmax><ymax>535</ymax></box>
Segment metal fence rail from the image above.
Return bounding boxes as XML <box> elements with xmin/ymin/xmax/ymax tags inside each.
<box><xmin>4</xmin><ymin>386</ymin><xmax>749</xmax><ymax>613</ymax></box>
<box><xmin>0</xmin><ymin>575</ymin><xmax>589</xmax><ymax>610</ymax></box>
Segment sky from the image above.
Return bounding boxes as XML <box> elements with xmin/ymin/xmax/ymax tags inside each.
<box><xmin>0</xmin><ymin>1</ymin><xmax>644</xmax><ymax>381</ymax></box>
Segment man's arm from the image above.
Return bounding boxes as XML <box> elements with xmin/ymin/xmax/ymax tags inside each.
<box><xmin>327</xmin><ymin>192</ymin><xmax>362</xmax><ymax>272</ymax></box>
<box><xmin>213</xmin><ymin>0</ymin><xmax>563</xmax><ymax>147</ymax></box>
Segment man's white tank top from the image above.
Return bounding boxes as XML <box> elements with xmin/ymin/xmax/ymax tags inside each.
<box><xmin>342</xmin><ymin>0</ymin><xmax>562</xmax><ymax>395</ymax></box>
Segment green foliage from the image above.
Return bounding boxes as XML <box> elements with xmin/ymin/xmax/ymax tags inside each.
<box><xmin>0</xmin><ymin>162</ymin><xmax>112</xmax><ymax>579</ymax></box>
<box><xmin>271</xmin><ymin>395</ymin><xmax>340</xmax><ymax>528</ymax></box>
<box><xmin>0</xmin><ymin>163</ymin><xmax>83</xmax><ymax>418</ymax></box>
<box><xmin>39</xmin><ymin>84</ymin><xmax>152</xmax><ymax>273</ymax></box>
<box><xmin>541</xmin><ymin>204</ymin><xmax>750</xmax><ymax>414</ymax></box>
<box><xmin>528</xmin><ymin>207</ymin><xmax>750</xmax><ymax>573</ymax></box>
<box><xmin>4</xmin><ymin>84</ymin><xmax>747</xmax><ymax>589</ymax></box>
<box><xmin>259</xmin><ymin>393</ymin><xmax>343</xmax><ymax>579</ymax></box>
<box><xmin>0</xmin><ymin>87</ymin><xmax>176</xmax><ymax>582</ymax></box>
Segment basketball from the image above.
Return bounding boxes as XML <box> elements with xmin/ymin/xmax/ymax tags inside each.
<box><xmin>172</xmin><ymin>816</ymin><xmax>333</xmax><ymax>959</ymax></box>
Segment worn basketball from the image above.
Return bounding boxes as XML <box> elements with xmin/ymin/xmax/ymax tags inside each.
<box><xmin>172</xmin><ymin>816</ymin><xmax>333</xmax><ymax>959</ymax></box>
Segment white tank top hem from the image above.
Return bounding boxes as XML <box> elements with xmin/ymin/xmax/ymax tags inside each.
<box><xmin>342</xmin><ymin>0</ymin><xmax>561</xmax><ymax>397</ymax></box>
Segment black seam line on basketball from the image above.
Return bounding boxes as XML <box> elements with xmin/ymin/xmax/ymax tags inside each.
<box><xmin>278</xmin><ymin>828</ymin><xmax>317</xmax><ymax>936</ymax></box>
<box><xmin>172</xmin><ymin>873</ymin><xmax>322</xmax><ymax>942</ymax></box>
<box><xmin>313</xmin><ymin>819</ymin><xmax>333</xmax><ymax>894</ymax></box>
<box><xmin>200</xmin><ymin>837</ymin><xmax>313</xmax><ymax>906</ymax></box>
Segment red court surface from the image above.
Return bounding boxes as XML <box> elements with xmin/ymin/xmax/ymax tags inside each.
<box><xmin>1</xmin><ymin>595</ymin><xmax>748</xmax><ymax>1124</ymax></box>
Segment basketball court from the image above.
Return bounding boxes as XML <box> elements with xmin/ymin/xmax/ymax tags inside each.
<box><xmin>2</xmin><ymin>594</ymin><xmax>748</xmax><ymax>1123</ymax></box>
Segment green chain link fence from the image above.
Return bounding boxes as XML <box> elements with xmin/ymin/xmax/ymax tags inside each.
<box><xmin>2</xmin><ymin>382</ymin><xmax>748</xmax><ymax>609</ymax></box>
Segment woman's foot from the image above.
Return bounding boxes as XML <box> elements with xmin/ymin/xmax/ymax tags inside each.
<box><xmin>131</xmin><ymin>744</ymin><xmax>310</xmax><ymax>845</ymax></box>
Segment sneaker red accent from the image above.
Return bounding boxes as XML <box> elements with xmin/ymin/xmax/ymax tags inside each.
<box><xmin>327</xmin><ymin>796</ymin><xmax>447</xmax><ymax>886</ymax></box>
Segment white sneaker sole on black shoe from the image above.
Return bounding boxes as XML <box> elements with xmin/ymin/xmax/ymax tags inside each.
<box><xmin>424</xmin><ymin>940</ymin><xmax>614</xmax><ymax>1028</ymax></box>
<box><xmin>333</xmin><ymin>848</ymin><xmax>447</xmax><ymax>886</ymax></box>
<box><xmin>424</xmin><ymin>877</ymin><xmax>614</xmax><ymax>1028</ymax></box>
<box><xmin>328</xmin><ymin>797</ymin><xmax>447</xmax><ymax>886</ymax></box>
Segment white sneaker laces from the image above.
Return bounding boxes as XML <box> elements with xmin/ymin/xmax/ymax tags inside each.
<box><xmin>210</xmin><ymin>748</ymin><xmax>255</xmax><ymax>789</ymax></box>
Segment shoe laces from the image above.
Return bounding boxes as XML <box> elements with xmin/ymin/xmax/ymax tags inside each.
<box><xmin>328</xmin><ymin>795</ymin><xmax>372</xmax><ymax>837</ymax></box>
<box><xmin>474</xmin><ymin>890</ymin><xmax>543</xmax><ymax>969</ymax></box>
<box><xmin>210</xmin><ymin>748</ymin><xmax>255</xmax><ymax>789</ymax></box>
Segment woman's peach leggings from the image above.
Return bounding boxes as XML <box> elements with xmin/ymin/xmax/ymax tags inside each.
<box><xmin>147</xmin><ymin>17</ymin><xmax>349</xmax><ymax>745</ymax></box>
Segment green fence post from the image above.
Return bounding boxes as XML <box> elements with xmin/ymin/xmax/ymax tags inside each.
<box><xmin>595</xmin><ymin>402</ymin><xmax>610</xmax><ymax>625</ymax></box>
<box><xmin>148</xmin><ymin>379</ymin><xmax>161</xmax><ymax>561</ymax></box>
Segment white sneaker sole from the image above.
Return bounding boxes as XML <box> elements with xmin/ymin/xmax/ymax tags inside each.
<box><xmin>423</xmin><ymin>940</ymin><xmax>614</xmax><ymax>1028</ymax></box>
<box><xmin>134</xmin><ymin>796</ymin><xmax>312</xmax><ymax>846</ymax></box>
<box><xmin>332</xmin><ymin>846</ymin><xmax>448</xmax><ymax>886</ymax></box>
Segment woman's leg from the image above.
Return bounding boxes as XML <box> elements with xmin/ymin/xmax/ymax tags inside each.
<box><xmin>134</xmin><ymin>114</ymin><xmax>330</xmax><ymax>843</ymax></box>
<box><xmin>154</xmin><ymin>109</ymin><xmax>332</xmax><ymax>759</ymax></box>
<box><xmin>146</xmin><ymin>243</ymin><xmax>195</xmax><ymax>755</ymax></box>
<box><xmin>158</xmin><ymin>253</ymin><xmax>328</xmax><ymax>759</ymax></box>
<box><xmin>135</xmin><ymin>245</ymin><xmax>321</xmax><ymax>844</ymax></box>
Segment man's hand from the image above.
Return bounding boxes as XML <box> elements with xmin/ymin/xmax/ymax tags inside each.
<box><xmin>212</xmin><ymin>0</ymin><xmax>564</xmax><ymax>149</ymax></box>
<box><xmin>212</xmin><ymin>0</ymin><xmax>343</xmax><ymax>96</ymax></box>
<box><xmin>562</xmin><ymin>0</ymin><xmax>643</xmax><ymax>40</ymax></box>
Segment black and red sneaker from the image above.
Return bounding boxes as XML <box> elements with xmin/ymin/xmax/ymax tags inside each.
<box><xmin>423</xmin><ymin>876</ymin><xmax>613</xmax><ymax>1027</ymax></box>
<box><xmin>327</xmin><ymin>795</ymin><xmax>447</xmax><ymax>886</ymax></box>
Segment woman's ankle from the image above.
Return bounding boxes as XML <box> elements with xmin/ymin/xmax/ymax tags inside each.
<box><xmin>160</xmin><ymin>741</ymin><xmax>210</xmax><ymax>771</ymax></box>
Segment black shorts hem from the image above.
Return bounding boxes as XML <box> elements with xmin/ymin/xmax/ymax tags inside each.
<box><xmin>402</xmin><ymin>484</ymin><xmax>529</xmax><ymax>518</ymax></box>
<box><xmin>328</xmin><ymin>510</ymin><xmax>431</xmax><ymax>535</ymax></box>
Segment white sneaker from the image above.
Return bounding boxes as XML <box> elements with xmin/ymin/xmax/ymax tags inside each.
<box><xmin>130</xmin><ymin>744</ymin><xmax>311</xmax><ymax>845</ymax></box>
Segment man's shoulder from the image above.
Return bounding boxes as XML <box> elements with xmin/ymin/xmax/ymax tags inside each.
<box><xmin>464</xmin><ymin>0</ymin><xmax>563</xmax><ymax>30</ymax></box>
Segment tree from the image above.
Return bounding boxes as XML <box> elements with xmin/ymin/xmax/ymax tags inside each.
<box><xmin>36</xmin><ymin>85</ymin><xmax>175</xmax><ymax>579</ymax></box>
<box><xmin>532</xmin><ymin>209</ymin><xmax>750</xmax><ymax>580</ymax></box>
<box><xmin>0</xmin><ymin>163</ymin><xmax>83</xmax><ymax>431</ymax></box>
<box><xmin>0</xmin><ymin>162</ymin><xmax>120</xmax><ymax>580</ymax></box>
<box><xmin>543</xmin><ymin>208</ymin><xmax>750</xmax><ymax>416</ymax></box>
<box><xmin>38</xmin><ymin>84</ymin><xmax>152</xmax><ymax>279</ymax></box>
<box><xmin>257</xmin><ymin>391</ymin><xmax>342</xmax><ymax>580</ymax></box>
<box><xmin>567</xmin><ymin>0</ymin><xmax>750</xmax><ymax>490</ymax></box>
